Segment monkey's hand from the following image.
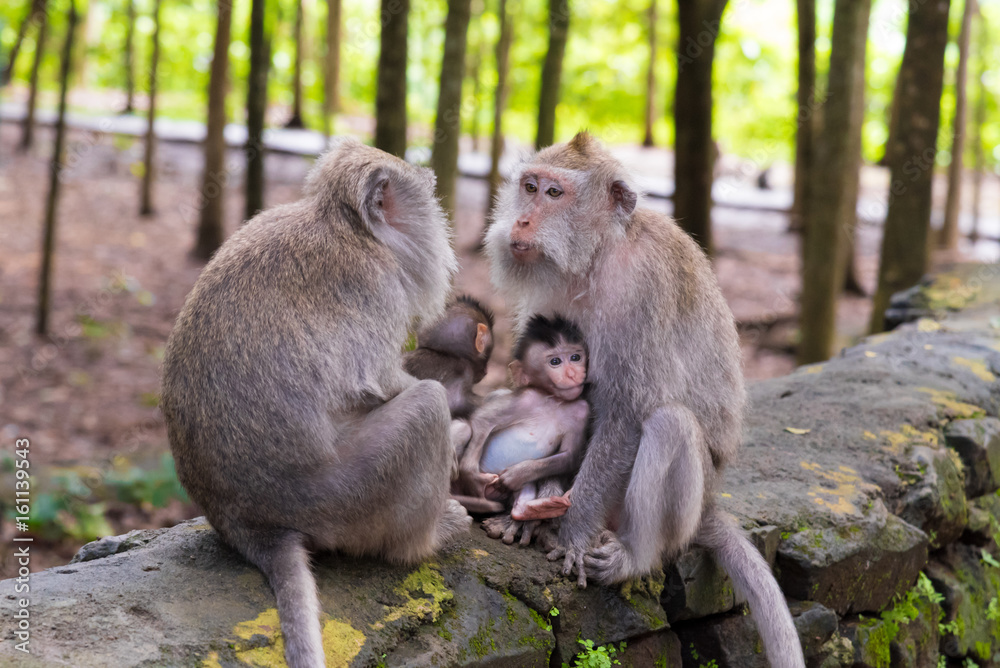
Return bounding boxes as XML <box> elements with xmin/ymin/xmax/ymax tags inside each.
<box><xmin>458</xmin><ymin>468</ymin><xmax>499</xmax><ymax>499</ymax></box>
<box><xmin>488</xmin><ymin>462</ymin><xmax>534</xmax><ymax>496</ymax></box>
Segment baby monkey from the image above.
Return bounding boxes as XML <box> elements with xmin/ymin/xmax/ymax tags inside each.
<box><xmin>457</xmin><ymin>315</ymin><xmax>590</xmax><ymax>543</ymax></box>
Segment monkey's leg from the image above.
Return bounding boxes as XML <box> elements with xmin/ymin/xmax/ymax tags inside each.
<box><xmin>316</xmin><ymin>380</ymin><xmax>471</xmax><ymax>563</ymax></box>
<box><xmin>584</xmin><ymin>405</ymin><xmax>707</xmax><ymax>585</ymax></box>
<box><xmin>450</xmin><ymin>420</ymin><xmax>472</xmax><ymax>481</ymax></box>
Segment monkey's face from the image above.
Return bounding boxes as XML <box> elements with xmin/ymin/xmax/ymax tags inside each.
<box><xmin>486</xmin><ymin>166</ymin><xmax>597</xmax><ymax>277</ymax></box>
<box><xmin>515</xmin><ymin>338</ymin><xmax>588</xmax><ymax>402</ymax></box>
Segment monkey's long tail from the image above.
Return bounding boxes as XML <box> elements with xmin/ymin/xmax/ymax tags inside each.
<box><xmin>244</xmin><ymin>530</ymin><xmax>326</xmax><ymax>668</ymax></box>
<box><xmin>697</xmin><ymin>508</ymin><xmax>805</xmax><ymax>668</ymax></box>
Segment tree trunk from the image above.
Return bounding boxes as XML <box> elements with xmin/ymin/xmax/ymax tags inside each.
<box><xmin>642</xmin><ymin>0</ymin><xmax>657</xmax><ymax>147</ymax></box>
<box><xmin>285</xmin><ymin>0</ymin><xmax>306</xmax><ymax>129</ymax></box>
<box><xmin>535</xmin><ymin>0</ymin><xmax>569</xmax><ymax>150</ymax></box>
<box><xmin>245</xmin><ymin>0</ymin><xmax>269</xmax><ymax>220</ymax></box>
<box><xmin>939</xmin><ymin>0</ymin><xmax>975</xmax><ymax>250</ymax></box>
<box><xmin>468</xmin><ymin>24</ymin><xmax>485</xmax><ymax>153</ymax></box>
<box><xmin>487</xmin><ymin>0</ymin><xmax>513</xmax><ymax>216</ymax></box>
<box><xmin>431</xmin><ymin>0</ymin><xmax>473</xmax><ymax>219</ymax></box>
<box><xmin>673</xmin><ymin>0</ymin><xmax>727</xmax><ymax>256</ymax></box>
<box><xmin>797</xmin><ymin>0</ymin><xmax>870</xmax><ymax>364</ymax></box>
<box><xmin>139</xmin><ymin>0</ymin><xmax>162</xmax><ymax>217</ymax></box>
<box><xmin>2</xmin><ymin>0</ymin><xmax>46</xmax><ymax>85</ymax></box>
<box><xmin>323</xmin><ymin>0</ymin><xmax>341</xmax><ymax>136</ymax></box>
<box><xmin>791</xmin><ymin>0</ymin><xmax>816</xmax><ymax>232</ymax></box>
<box><xmin>123</xmin><ymin>0</ymin><xmax>136</xmax><ymax>112</ymax></box>
<box><xmin>880</xmin><ymin>70</ymin><xmax>902</xmax><ymax>166</ymax></box>
<box><xmin>969</xmin><ymin>6</ymin><xmax>986</xmax><ymax>243</ymax></box>
<box><xmin>841</xmin><ymin>25</ymin><xmax>867</xmax><ymax>298</ymax></box>
<box><xmin>37</xmin><ymin>0</ymin><xmax>78</xmax><ymax>337</ymax></box>
<box><xmin>374</xmin><ymin>0</ymin><xmax>409</xmax><ymax>158</ymax></box>
<box><xmin>194</xmin><ymin>0</ymin><xmax>233</xmax><ymax>261</ymax></box>
<box><xmin>869</xmin><ymin>0</ymin><xmax>951</xmax><ymax>333</ymax></box>
<box><xmin>19</xmin><ymin>1</ymin><xmax>47</xmax><ymax>153</ymax></box>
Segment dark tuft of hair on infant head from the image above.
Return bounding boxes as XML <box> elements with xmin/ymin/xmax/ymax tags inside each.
<box><xmin>513</xmin><ymin>314</ymin><xmax>585</xmax><ymax>361</ymax></box>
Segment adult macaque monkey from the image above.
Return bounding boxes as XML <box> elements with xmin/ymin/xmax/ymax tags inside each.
<box><xmin>484</xmin><ymin>132</ymin><xmax>805</xmax><ymax>668</ymax></box>
<box><xmin>403</xmin><ymin>295</ymin><xmax>495</xmax><ymax>419</ymax></box>
<box><xmin>458</xmin><ymin>314</ymin><xmax>589</xmax><ymax>543</ymax></box>
<box><xmin>162</xmin><ymin>138</ymin><xmax>471</xmax><ymax>668</ymax></box>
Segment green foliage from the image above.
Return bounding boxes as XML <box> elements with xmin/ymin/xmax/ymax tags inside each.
<box><xmin>562</xmin><ymin>639</ymin><xmax>626</xmax><ymax>668</ymax></box>
<box><xmin>982</xmin><ymin>550</ymin><xmax>1000</xmax><ymax>570</ymax></box>
<box><xmin>106</xmin><ymin>453</ymin><xmax>189</xmax><ymax>508</ymax></box>
<box><xmin>4</xmin><ymin>454</ymin><xmax>188</xmax><ymax>543</ymax></box>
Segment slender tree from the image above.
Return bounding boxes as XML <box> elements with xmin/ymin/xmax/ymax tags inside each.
<box><xmin>195</xmin><ymin>0</ymin><xmax>233</xmax><ymax>260</ymax></box>
<box><xmin>798</xmin><ymin>0</ymin><xmax>870</xmax><ymax>364</ymax></box>
<box><xmin>487</xmin><ymin>0</ymin><xmax>513</xmax><ymax>213</ymax></box>
<box><xmin>467</xmin><ymin>11</ymin><xmax>486</xmax><ymax>152</ymax></box>
<box><xmin>139</xmin><ymin>0</ymin><xmax>163</xmax><ymax>216</ymax></box>
<box><xmin>374</xmin><ymin>0</ymin><xmax>409</xmax><ymax>158</ymax></box>
<box><xmin>2</xmin><ymin>0</ymin><xmax>46</xmax><ymax>85</ymax></box>
<box><xmin>431</xmin><ymin>0</ymin><xmax>473</xmax><ymax>219</ymax></box>
<box><xmin>939</xmin><ymin>0</ymin><xmax>975</xmax><ymax>249</ymax></box>
<box><xmin>791</xmin><ymin>0</ymin><xmax>816</xmax><ymax>231</ymax></box>
<box><xmin>19</xmin><ymin>1</ymin><xmax>48</xmax><ymax>152</ymax></box>
<box><xmin>642</xmin><ymin>0</ymin><xmax>657</xmax><ymax>147</ymax></box>
<box><xmin>870</xmin><ymin>0</ymin><xmax>952</xmax><ymax>333</ymax></box>
<box><xmin>285</xmin><ymin>0</ymin><xmax>306</xmax><ymax>128</ymax></box>
<box><xmin>37</xmin><ymin>0</ymin><xmax>78</xmax><ymax>336</ymax></box>
<box><xmin>245</xmin><ymin>0</ymin><xmax>270</xmax><ymax>219</ymax></box>
<box><xmin>323</xmin><ymin>0</ymin><xmax>342</xmax><ymax>136</ymax></box>
<box><xmin>673</xmin><ymin>0</ymin><xmax>727</xmax><ymax>255</ymax></box>
<box><xmin>969</xmin><ymin>9</ymin><xmax>987</xmax><ymax>242</ymax></box>
<box><xmin>123</xmin><ymin>0</ymin><xmax>136</xmax><ymax>112</ymax></box>
<box><xmin>535</xmin><ymin>0</ymin><xmax>569</xmax><ymax>149</ymax></box>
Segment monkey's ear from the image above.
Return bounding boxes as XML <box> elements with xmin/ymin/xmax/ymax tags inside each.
<box><xmin>611</xmin><ymin>180</ymin><xmax>637</xmax><ymax>217</ymax></box>
<box><xmin>508</xmin><ymin>360</ymin><xmax>526</xmax><ymax>387</ymax></box>
<box><xmin>365</xmin><ymin>170</ymin><xmax>400</xmax><ymax>230</ymax></box>
<box><xmin>475</xmin><ymin>323</ymin><xmax>490</xmax><ymax>355</ymax></box>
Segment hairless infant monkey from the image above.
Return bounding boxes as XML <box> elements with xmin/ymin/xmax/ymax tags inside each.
<box><xmin>456</xmin><ymin>314</ymin><xmax>590</xmax><ymax>544</ymax></box>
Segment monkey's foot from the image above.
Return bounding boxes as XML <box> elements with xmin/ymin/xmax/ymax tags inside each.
<box><xmin>511</xmin><ymin>493</ymin><xmax>571</xmax><ymax>521</ymax></box>
<box><xmin>482</xmin><ymin>514</ymin><xmax>542</xmax><ymax>546</ymax></box>
<box><xmin>582</xmin><ymin>531</ymin><xmax>634</xmax><ymax>586</ymax></box>
<box><xmin>435</xmin><ymin>499</ymin><xmax>473</xmax><ymax>545</ymax></box>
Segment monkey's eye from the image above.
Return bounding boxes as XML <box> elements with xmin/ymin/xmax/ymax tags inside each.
<box><xmin>570</xmin><ymin>353</ymin><xmax>582</xmax><ymax>362</ymax></box>
<box><xmin>525</xmin><ymin>182</ymin><xmax>538</xmax><ymax>193</ymax></box>
<box><xmin>546</xmin><ymin>187</ymin><xmax>563</xmax><ymax>198</ymax></box>
<box><xmin>549</xmin><ymin>357</ymin><xmax>562</xmax><ymax>367</ymax></box>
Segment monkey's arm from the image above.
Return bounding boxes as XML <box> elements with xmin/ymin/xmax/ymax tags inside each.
<box><xmin>548</xmin><ymin>409</ymin><xmax>640</xmax><ymax>587</ymax></box>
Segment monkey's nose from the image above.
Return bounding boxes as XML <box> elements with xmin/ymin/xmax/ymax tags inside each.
<box><xmin>516</xmin><ymin>219</ymin><xmax>531</xmax><ymax>229</ymax></box>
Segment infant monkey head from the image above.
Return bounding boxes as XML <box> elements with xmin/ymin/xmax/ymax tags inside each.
<box><xmin>511</xmin><ymin>315</ymin><xmax>587</xmax><ymax>402</ymax></box>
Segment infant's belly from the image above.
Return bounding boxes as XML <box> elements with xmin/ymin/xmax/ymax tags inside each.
<box><xmin>480</xmin><ymin>429</ymin><xmax>553</xmax><ymax>474</ymax></box>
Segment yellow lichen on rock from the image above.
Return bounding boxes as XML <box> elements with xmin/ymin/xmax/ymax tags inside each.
<box><xmin>877</xmin><ymin>425</ymin><xmax>940</xmax><ymax>455</ymax></box>
<box><xmin>950</xmin><ymin>356</ymin><xmax>996</xmax><ymax>382</ymax></box>
<box><xmin>228</xmin><ymin>608</ymin><xmax>366</xmax><ymax>668</ymax></box>
<box><xmin>373</xmin><ymin>562</ymin><xmax>453</xmax><ymax>630</ymax></box>
<box><xmin>800</xmin><ymin>462</ymin><xmax>878</xmax><ymax>516</ymax></box>
<box><xmin>322</xmin><ymin>619</ymin><xmax>366</xmax><ymax>668</ymax></box>
<box><xmin>916</xmin><ymin>319</ymin><xmax>942</xmax><ymax>333</ymax></box>
<box><xmin>916</xmin><ymin>387</ymin><xmax>986</xmax><ymax>420</ymax></box>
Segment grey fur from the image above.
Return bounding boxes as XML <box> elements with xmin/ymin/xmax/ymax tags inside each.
<box><xmin>161</xmin><ymin>138</ymin><xmax>469</xmax><ymax>668</ymax></box>
<box><xmin>484</xmin><ymin>132</ymin><xmax>804</xmax><ymax>668</ymax></box>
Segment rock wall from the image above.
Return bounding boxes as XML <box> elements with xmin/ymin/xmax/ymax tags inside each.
<box><xmin>2</xmin><ymin>264</ymin><xmax>1000</xmax><ymax>668</ymax></box>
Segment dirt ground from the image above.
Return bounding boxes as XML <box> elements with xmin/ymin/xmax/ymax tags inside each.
<box><xmin>0</xmin><ymin>119</ymin><xmax>979</xmax><ymax>574</ymax></box>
